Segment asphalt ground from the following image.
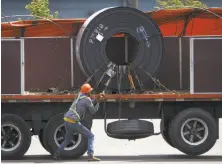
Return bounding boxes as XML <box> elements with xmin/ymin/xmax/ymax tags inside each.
<box><xmin>2</xmin><ymin>119</ymin><xmax>222</xmax><ymax>164</ymax></box>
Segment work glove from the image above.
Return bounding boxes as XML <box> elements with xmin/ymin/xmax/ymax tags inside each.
<box><xmin>95</xmin><ymin>103</ymin><xmax>100</xmax><ymax>110</ymax></box>
<box><xmin>92</xmin><ymin>93</ymin><xmax>105</xmax><ymax>105</ymax></box>
<box><xmin>92</xmin><ymin>99</ymin><xmax>97</xmax><ymax>106</ymax></box>
<box><xmin>98</xmin><ymin>93</ymin><xmax>105</xmax><ymax>101</ymax></box>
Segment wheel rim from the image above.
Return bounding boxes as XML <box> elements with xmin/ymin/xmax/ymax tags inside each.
<box><xmin>181</xmin><ymin>118</ymin><xmax>208</xmax><ymax>146</ymax></box>
<box><xmin>1</xmin><ymin>124</ymin><xmax>22</xmax><ymax>152</ymax></box>
<box><xmin>54</xmin><ymin>124</ymin><xmax>82</xmax><ymax>151</ymax></box>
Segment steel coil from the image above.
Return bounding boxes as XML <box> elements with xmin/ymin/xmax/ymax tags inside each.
<box><xmin>76</xmin><ymin>7</ymin><xmax>164</xmax><ymax>91</ymax></box>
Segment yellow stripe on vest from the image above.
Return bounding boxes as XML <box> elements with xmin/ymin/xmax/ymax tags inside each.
<box><xmin>64</xmin><ymin>117</ymin><xmax>77</xmax><ymax>123</ymax></box>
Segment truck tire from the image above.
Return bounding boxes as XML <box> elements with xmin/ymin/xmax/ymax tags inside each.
<box><xmin>1</xmin><ymin>114</ymin><xmax>32</xmax><ymax>159</ymax></box>
<box><xmin>38</xmin><ymin>130</ymin><xmax>50</xmax><ymax>152</ymax></box>
<box><xmin>107</xmin><ymin>119</ymin><xmax>154</xmax><ymax>139</ymax></box>
<box><xmin>169</xmin><ymin>108</ymin><xmax>217</xmax><ymax>156</ymax></box>
<box><xmin>160</xmin><ymin>119</ymin><xmax>174</xmax><ymax>148</ymax></box>
<box><xmin>42</xmin><ymin>114</ymin><xmax>89</xmax><ymax>158</ymax></box>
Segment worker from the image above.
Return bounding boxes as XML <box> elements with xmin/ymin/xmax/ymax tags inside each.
<box><xmin>53</xmin><ymin>83</ymin><xmax>105</xmax><ymax>161</ymax></box>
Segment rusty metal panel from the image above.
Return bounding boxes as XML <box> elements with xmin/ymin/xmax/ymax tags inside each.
<box><xmin>156</xmin><ymin>37</ymin><xmax>180</xmax><ymax>90</ymax></box>
<box><xmin>72</xmin><ymin>37</ymin><xmax>87</xmax><ymax>90</ymax></box>
<box><xmin>24</xmin><ymin>38</ymin><xmax>71</xmax><ymax>91</ymax></box>
<box><xmin>193</xmin><ymin>38</ymin><xmax>222</xmax><ymax>93</ymax></box>
<box><xmin>181</xmin><ymin>37</ymin><xmax>190</xmax><ymax>91</ymax></box>
<box><xmin>1</xmin><ymin>40</ymin><xmax>21</xmax><ymax>94</ymax></box>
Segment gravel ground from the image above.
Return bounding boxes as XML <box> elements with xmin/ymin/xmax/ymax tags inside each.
<box><xmin>2</xmin><ymin>119</ymin><xmax>222</xmax><ymax>164</ymax></box>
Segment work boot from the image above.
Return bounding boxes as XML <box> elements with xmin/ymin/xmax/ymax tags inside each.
<box><xmin>88</xmin><ymin>155</ymin><xmax>100</xmax><ymax>161</ymax></box>
<box><xmin>52</xmin><ymin>150</ymin><xmax>60</xmax><ymax>160</ymax></box>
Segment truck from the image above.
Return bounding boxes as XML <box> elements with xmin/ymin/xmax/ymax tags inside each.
<box><xmin>1</xmin><ymin>7</ymin><xmax>222</xmax><ymax>159</ymax></box>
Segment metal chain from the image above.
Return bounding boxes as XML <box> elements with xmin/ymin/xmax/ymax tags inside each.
<box><xmin>137</xmin><ymin>66</ymin><xmax>178</xmax><ymax>94</ymax></box>
<box><xmin>132</xmin><ymin>69</ymin><xmax>144</xmax><ymax>93</ymax></box>
<box><xmin>102</xmin><ymin>64</ymin><xmax>116</xmax><ymax>93</ymax></box>
<box><xmin>127</xmin><ymin>65</ymin><xmax>137</xmax><ymax>93</ymax></box>
<box><xmin>73</xmin><ymin>60</ymin><xmax>110</xmax><ymax>93</ymax></box>
<box><xmin>73</xmin><ymin>62</ymin><xmax>180</xmax><ymax>96</ymax></box>
<box><xmin>117</xmin><ymin>66</ymin><xmax>122</xmax><ymax>120</ymax></box>
<box><xmin>94</xmin><ymin>62</ymin><xmax>114</xmax><ymax>90</ymax></box>
<box><xmin>86</xmin><ymin>60</ymin><xmax>110</xmax><ymax>83</ymax></box>
<box><xmin>116</xmin><ymin>66</ymin><xmax>122</xmax><ymax>94</ymax></box>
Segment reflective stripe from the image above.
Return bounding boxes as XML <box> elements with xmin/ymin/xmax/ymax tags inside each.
<box><xmin>70</xmin><ymin>109</ymin><xmax>81</xmax><ymax>121</ymax></box>
<box><xmin>80</xmin><ymin>96</ymin><xmax>87</xmax><ymax>99</ymax></box>
<box><xmin>69</xmin><ymin>93</ymin><xmax>87</xmax><ymax>121</ymax></box>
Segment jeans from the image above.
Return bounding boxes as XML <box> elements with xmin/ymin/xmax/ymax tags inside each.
<box><xmin>57</xmin><ymin>121</ymin><xmax>94</xmax><ymax>156</ymax></box>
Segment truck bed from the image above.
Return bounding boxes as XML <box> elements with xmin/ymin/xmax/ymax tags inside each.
<box><xmin>2</xmin><ymin>93</ymin><xmax>222</xmax><ymax>103</ymax></box>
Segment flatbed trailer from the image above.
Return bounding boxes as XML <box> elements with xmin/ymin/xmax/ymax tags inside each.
<box><xmin>1</xmin><ymin>7</ymin><xmax>222</xmax><ymax>160</ymax></box>
<box><xmin>2</xmin><ymin>93</ymin><xmax>222</xmax><ymax>159</ymax></box>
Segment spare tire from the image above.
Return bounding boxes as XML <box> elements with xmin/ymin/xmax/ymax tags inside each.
<box><xmin>76</xmin><ymin>7</ymin><xmax>163</xmax><ymax>91</ymax></box>
<box><xmin>1</xmin><ymin>114</ymin><xmax>32</xmax><ymax>159</ymax></box>
<box><xmin>107</xmin><ymin>119</ymin><xmax>154</xmax><ymax>139</ymax></box>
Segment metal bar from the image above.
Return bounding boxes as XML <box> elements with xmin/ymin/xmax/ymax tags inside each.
<box><xmin>190</xmin><ymin>38</ymin><xmax>194</xmax><ymax>94</ymax></box>
<box><xmin>24</xmin><ymin>36</ymin><xmax>71</xmax><ymax>39</ymax></box>
<box><xmin>20</xmin><ymin>39</ymin><xmax>25</xmax><ymax>95</ymax></box>
<box><xmin>70</xmin><ymin>38</ymin><xmax>74</xmax><ymax>88</ymax></box>
<box><xmin>122</xmin><ymin>0</ymin><xmax>127</xmax><ymax>6</ymax></box>
<box><xmin>182</xmin><ymin>35</ymin><xmax>222</xmax><ymax>38</ymax></box>
<box><xmin>2</xmin><ymin>98</ymin><xmax>221</xmax><ymax>103</ymax></box>
<box><xmin>132</xmin><ymin>0</ymin><xmax>138</xmax><ymax>8</ymax></box>
<box><xmin>2</xmin><ymin>36</ymin><xmax>221</xmax><ymax>40</ymax></box>
<box><xmin>123</xmin><ymin>0</ymin><xmax>138</xmax><ymax>8</ymax></box>
<box><xmin>1</xmin><ymin>39</ymin><xmax>22</xmax><ymax>41</ymax></box>
<box><xmin>1</xmin><ymin>94</ymin><xmax>22</xmax><ymax>95</ymax></box>
<box><xmin>1</xmin><ymin>37</ymin><xmax>71</xmax><ymax>39</ymax></box>
<box><xmin>125</xmin><ymin>35</ymin><xmax>128</xmax><ymax>63</ymax></box>
<box><xmin>192</xmin><ymin>92</ymin><xmax>222</xmax><ymax>94</ymax></box>
<box><xmin>2</xmin><ymin>93</ymin><xmax>222</xmax><ymax>100</ymax></box>
<box><xmin>191</xmin><ymin>37</ymin><xmax>222</xmax><ymax>40</ymax></box>
<box><xmin>179</xmin><ymin>37</ymin><xmax>182</xmax><ymax>89</ymax></box>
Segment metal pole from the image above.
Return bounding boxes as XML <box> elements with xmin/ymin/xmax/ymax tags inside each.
<box><xmin>70</xmin><ymin>38</ymin><xmax>74</xmax><ymax>88</ymax></box>
<box><xmin>132</xmin><ymin>0</ymin><xmax>138</xmax><ymax>8</ymax></box>
<box><xmin>123</xmin><ymin>0</ymin><xmax>138</xmax><ymax>8</ymax></box>
<box><xmin>124</xmin><ymin>35</ymin><xmax>128</xmax><ymax>64</ymax></box>
<box><xmin>20</xmin><ymin>39</ymin><xmax>25</xmax><ymax>95</ymax></box>
<box><xmin>179</xmin><ymin>37</ymin><xmax>182</xmax><ymax>90</ymax></box>
<box><xmin>190</xmin><ymin>38</ymin><xmax>194</xmax><ymax>94</ymax></box>
<box><xmin>124</xmin><ymin>0</ymin><xmax>138</xmax><ymax>64</ymax></box>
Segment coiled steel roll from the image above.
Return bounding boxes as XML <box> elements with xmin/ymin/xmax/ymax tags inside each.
<box><xmin>76</xmin><ymin>7</ymin><xmax>164</xmax><ymax>91</ymax></box>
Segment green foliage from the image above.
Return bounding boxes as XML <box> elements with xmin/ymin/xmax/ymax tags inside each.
<box><xmin>25</xmin><ymin>0</ymin><xmax>58</xmax><ymax>19</ymax></box>
<box><xmin>17</xmin><ymin>18</ymin><xmax>23</xmax><ymax>21</ymax></box>
<box><xmin>155</xmin><ymin>0</ymin><xmax>207</xmax><ymax>9</ymax></box>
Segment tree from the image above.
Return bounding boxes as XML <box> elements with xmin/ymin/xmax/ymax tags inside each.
<box><xmin>25</xmin><ymin>0</ymin><xmax>58</xmax><ymax>19</ymax></box>
<box><xmin>155</xmin><ymin>0</ymin><xmax>207</xmax><ymax>9</ymax></box>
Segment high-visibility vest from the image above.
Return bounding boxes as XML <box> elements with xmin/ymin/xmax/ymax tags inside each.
<box><xmin>69</xmin><ymin>93</ymin><xmax>87</xmax><ymax>121</ymax></box>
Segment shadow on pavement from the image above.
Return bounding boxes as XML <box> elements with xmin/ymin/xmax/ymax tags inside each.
<box><xmin>2</xmin><ymin>155</ymin><xmax>222</xmax><ymax>163</ymax></box>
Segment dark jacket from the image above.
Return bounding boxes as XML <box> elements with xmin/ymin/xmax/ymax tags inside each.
<box><xmin>64</xmin><ymin>93</ymin><xmax>99</xmax><ymax>121</ymax></box>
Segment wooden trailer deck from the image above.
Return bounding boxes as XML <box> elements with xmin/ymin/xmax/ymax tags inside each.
<box><xmin>2</xmin><ymin>93</ymin><xmax>222</xmax><ymax>103</ymax></box>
